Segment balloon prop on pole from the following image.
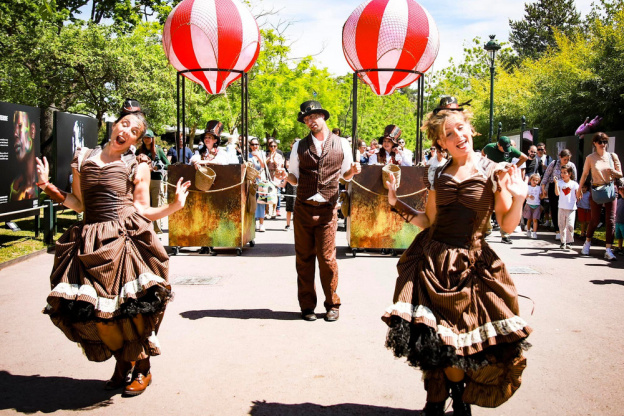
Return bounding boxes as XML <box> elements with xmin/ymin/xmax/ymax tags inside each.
<box><xmin>342</xmin><ymin>0</ymin><xmax>439</xmax><ymax>96</ymax></box>
<box><xmin>162</xmin><ymin>0</ymin><xmax>261</xmax><ymax>95</ymax></box>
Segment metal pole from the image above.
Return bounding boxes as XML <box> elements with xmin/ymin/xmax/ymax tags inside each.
<box><xmin>488</xmin><ymin>57</ymin><xmax>495</xmax><ymax>142</ymax></box>
<box><xmin>34</xmin><ymin>213</ymin><xmax>39</xmax><ymax>238</ymax></box>
<box><xmin>414</xmin><ymin>76</ymin><xmax>420</xmax><ymax>163</ymax></box>
<box><xmin>245</xmin><ymin>73</ymin><xmax>249</xmax><ymax>160</ymax></box>
<box><xmin>241</xmin><ymin>73</ymin><xmax>246</xmax><ymax>161</ymax></box>
<box><xmin>351</xmin><ymin>73</ymin><xmax>358</xmax><ymax>160</ymax></box>
<box><xmin>417</xmin><ymin>76</ymin><xmax>425</xmax><ymax>164</ymax></box>
<box><xmin>43</xmin><ymin>200</ymin><xmax>54</xmax><ymax>245</ymax></box>
<box><xmin>182</xmin><ymin>76</ymin><xmax>187</xmax><ymax>164</ymax></box>
<box><xmin>176</xmin><ymin>73</ymin><xmax>180</xmax><ymax>160</ymax></box>
<box><xmin>521</xmin><ymin>115</ymin><xmax>526</xmax><ymax>152</ymax></box>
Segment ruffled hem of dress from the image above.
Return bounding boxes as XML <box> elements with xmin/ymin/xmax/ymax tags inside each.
<box><xmin>44</xmin><ymin>282</ymin><xmax>173</xmax><ymax>321</ymax></box>
<box><xmin>384</xmin><ymin>316</ymin><xmax>530</xmax><ymax>372</ymax></box>
<box><xmin>382</xmin><ymin>302</ymin><xmax>532</xmax><ymax>357</ymax></box>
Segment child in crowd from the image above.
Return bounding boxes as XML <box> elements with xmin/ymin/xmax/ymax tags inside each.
<box><xmin>577</xmin><ymin>182</ymin><xmax>591</xmax><ymax>238</ymax></box>
<box><xmin>524</xmin><ymin>173</ymin><xmax>542</xmax><ymax>239</ymax></box>
<box><xmin>615</xmin><ymin>182</ymin><xmax>624</xmax><ymax>255</ymax></box>
<box><xmin>554</xmin><ymin>165</ymin><xmax>579</xmax><ymax>250</ymax></box>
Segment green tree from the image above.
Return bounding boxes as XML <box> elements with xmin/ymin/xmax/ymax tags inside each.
<box><xmin>509</xmin><ymin>0</ymin><xmax>581</xmax><ymax>60</ymax></box>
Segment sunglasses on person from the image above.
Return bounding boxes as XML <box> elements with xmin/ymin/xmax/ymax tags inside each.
<box><xmin>270</xmin><ymin>145</ymin><xmax>277</xmax><ymax>148</ymax></box>
<box><xmin>537</xmin><ymin>148</ymin><xmax>544</xmax><ymax>151</ymax></box>
<box><xmin>250</xmin><ymin>143</ymin><xmax>259</xmax><ymax>146</ymax></box>
<box><xmin>596</xmin><ymin>140</ymin><xmax>608</xmax><ymax>145</ymax></box>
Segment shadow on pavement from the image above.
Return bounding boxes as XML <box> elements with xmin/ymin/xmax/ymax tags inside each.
<box><xmin>590</xmin><ymin>279</ymin><xmax>624</xmax><ymax>286</ymax></box>
<box><xmin>0</xmin><ymin>370</ymin><xmax>115</xmax><ymax>413</ymax></box>
<box><xmin>180</xmin><ymin>309</ymin><xmax>302</xmax><ymax>321</ymax></box>
<box><xmin>248</xmin><ymin>400</ymin><xmax>447</xmax><ymax>415</ymax></box>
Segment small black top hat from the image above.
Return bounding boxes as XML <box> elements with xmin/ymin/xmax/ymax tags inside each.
<box><xmin>432</xmin><ymin>96</ymin><xmax>470</xmax><ymax>115</ymax></box>
<box><xmin>297</xmin><ymin>100</ymin><xmax>330</xmax><ymax>123</ymax></box>
<box><xmin>121</xmin><ymin>98</ymin><xmax>143</xmax><ymax>116</ymax></box>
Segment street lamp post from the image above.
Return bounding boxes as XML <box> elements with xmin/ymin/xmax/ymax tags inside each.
<box><xmin>484</xmin><ymin>34</ymin><xmax>501</xmax><ymax>142</ymax></box>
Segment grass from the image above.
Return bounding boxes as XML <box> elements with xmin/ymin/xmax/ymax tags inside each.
<box><xmin>0</xmin><ymin>211</ymin><xmax>80</xmax><ymax>264</ymax></box>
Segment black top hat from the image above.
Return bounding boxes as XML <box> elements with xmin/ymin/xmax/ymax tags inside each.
<box><xmin>121</xmin><ymin>98</ymin><xmax>143</xmax><ymax>116</ymax></box>
<box><xmin>432</xmin><ymin>96</ymin><xmax>471</xmax><ymax>115</ymax></box>
<box><xmin>383</xmin><ymin>125</ymin><xmax>402</xmax><ymax>143</ymax></box>
<box><xmin>297</xmin><ymin>100</ymin><xmax>330</xmax><ymax>123</ymax></box>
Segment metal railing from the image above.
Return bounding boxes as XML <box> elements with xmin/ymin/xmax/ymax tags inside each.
<box><xmin>0</xmin><ymin>200</ymin><xmax>63</xmax><ymax>244</ymax></box>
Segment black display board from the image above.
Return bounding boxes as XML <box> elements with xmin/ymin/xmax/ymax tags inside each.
<box><xmin>0</xmin><ymin>102</ymin><xmax>40</xmax><ymax>215</ymax></box>
<box><xmin>53</xmin><ymin>112</ymin><xmax>99</xmax><ymax>193</ymax></box>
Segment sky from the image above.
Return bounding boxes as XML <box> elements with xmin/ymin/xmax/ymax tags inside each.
<box><xmin>250</xmin><ymin>0</ymin><xmax>595</xmax><ymax>76</ymax></box>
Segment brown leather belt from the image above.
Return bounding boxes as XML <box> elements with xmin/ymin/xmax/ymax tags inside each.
<box><xmin>301</xmin><ymin>199</ymin><xmax>331</xmax><ymax>207</ymax></box>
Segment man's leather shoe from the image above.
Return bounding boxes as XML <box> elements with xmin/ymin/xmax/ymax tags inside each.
<box><xmin>301</xmin><ymin>309</ymin><xmax>317</xmax><ymax>321</ymax></box>
<box><xmin>324</xmin><ymin>309</ymin><xmax>339</xmax><ymax>322</ymax></box>
<box><xmin>123</xmin><ymin>372</ymin><xmax>152</xmax><ymax>396</ymax></box>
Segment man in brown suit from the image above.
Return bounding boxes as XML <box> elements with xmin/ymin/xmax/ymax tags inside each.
<box><xmin>275</xmin><ymin>101</ymin><xmax>361</xmax><ymax>322</ymax></box>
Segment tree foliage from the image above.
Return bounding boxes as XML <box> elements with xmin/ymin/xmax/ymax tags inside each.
<box><xmin>509</xmin><ymin>0</ymin><xmax>581</xmax><ymax>60</ymax></box>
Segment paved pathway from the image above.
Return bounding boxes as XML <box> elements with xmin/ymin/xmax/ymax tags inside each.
<box><xmin>0</xmin><ymin>216</ymin><xmax>622</xmax><ymax>415</ymax></box>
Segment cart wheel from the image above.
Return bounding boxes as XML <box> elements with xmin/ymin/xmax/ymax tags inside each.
<box><xmin>351</xmin><ymin>249</ymin><xmax>357</xmax><ymax>257</ymax></box>
<box><xmin>391</xmin><ymin>249</ymin><xmax>397</xmax><ymax>257</ymax></box>
<box><xmin>249</xmin><ymin>240</ymin><xmax>255</xmax><ymax>247</ymax></box>
<box><xmin>170</xmin><ymin>247</ymin><xmax>179</xmax><ymax>256</ymax></box>
<box><xmin>209</xmin><ymin>247</ymin><xmax>217</xmax><ymax>256</ymax></box>
<box><xmin>236</xmin><ymin>248</ymin><xmax>243</xmax><ymax>256</ymax></box>
<box><xmin>381</xmin><ymin>249</ymin><xmax>387</xmax><ymax>255</ymax></box>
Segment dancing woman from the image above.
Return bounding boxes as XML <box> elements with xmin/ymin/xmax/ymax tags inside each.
<box><xmin>381</xmin><ymin>107</ymin><xmax>532</xmax><ymax>415</ymax></box>
<box><xmin>36</xmin><ymin>111</ymin><xmax>191</xmax><ymax>396</ymax></box>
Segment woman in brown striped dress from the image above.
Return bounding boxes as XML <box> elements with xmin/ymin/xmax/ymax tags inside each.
<box><xmin>35</xmin><ymin>112</ymin><xmax>191</xmax><ymax>396</ymax></box>
<box><xmin>382</xmin><ymin>108</ymin><xmax>532</xmax><ymax>415</ymax></box>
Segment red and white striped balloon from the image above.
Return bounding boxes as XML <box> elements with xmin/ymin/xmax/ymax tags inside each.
<box><xmin>342</xmin><ymin>0</ymin><xmax>439</xmax><ymax>96</ymax></box>
<box><xmin>162</xmin><ymin>0</ymin><xmax>261</xmax><ymax>95</ymax></box>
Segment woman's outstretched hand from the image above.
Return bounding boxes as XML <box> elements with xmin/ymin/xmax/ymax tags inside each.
<box><xmin>500</xmin><ymin>165</ymin><xmax>528</xmax><ymax>199</ymax></box>
<box><xmin>35</xmin><ymin>156</ymin><xmax>50</xmax><ymax>184</ymax></box>
<box><xmin>386</xmin><ymin>173</ymin><xmax>398</xmax><ymax>206</ymax></box>
<box><xmin>173</xmin><ymin>177</ymin><xmax>192</xmax><ymax>209</ymax></box>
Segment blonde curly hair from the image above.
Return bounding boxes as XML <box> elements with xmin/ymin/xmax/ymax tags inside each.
<box><xmin>421</xmin><ymin>109</ymin><xmax>476</xmax><ymax>151</ymax></box>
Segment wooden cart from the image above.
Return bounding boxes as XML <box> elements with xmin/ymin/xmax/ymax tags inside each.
<box><xmin>346</xmin><ymin>164</ymin><xmax>427</xmax><ymax>257</ymax></box>
<box><xmin>167</xmin><ymin>163</ymin><xmax>256</xmax><ymax>256</ymax></box>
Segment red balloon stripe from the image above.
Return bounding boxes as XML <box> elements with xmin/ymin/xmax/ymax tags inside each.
<box><xmin>383</xmin><ymin>0</ymin><xmax>428</xmax><ymax>94</ymax></box>
<box><xmin>216</xmin><ymin>0</ymin><xmax>243</xmax><ymax>91</ymax></box>
<box><xmin>355</xmin><ymin>0</ymin><xmax>388</xmax><ymax>95</ymax></box>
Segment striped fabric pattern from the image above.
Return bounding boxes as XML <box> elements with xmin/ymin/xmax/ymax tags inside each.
<box><xmin>44</xmin><ymin>147</ymin><xmax>171</xmax><ymax>362</ymax></box>
<box><xmin>296</xmin><ymin>133</ymin><xmax>345</xmax><ymax>205</ymax></box>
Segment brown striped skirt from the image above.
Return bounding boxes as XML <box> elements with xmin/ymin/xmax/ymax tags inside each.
<box><xmin>382</xmin><ymin>229</ymin><xmax>532</xmax><ymax>408</ymax></box>
<box><xmin>43</xmin><ymin>210</ymin><xmax>172</xmax><ymax>363</ymax></box>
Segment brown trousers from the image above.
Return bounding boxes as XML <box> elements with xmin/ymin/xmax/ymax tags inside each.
<box><xmin>293</xmin><ymin>201</ymin><xmax>341</xmax><ymax>312</ymax></box>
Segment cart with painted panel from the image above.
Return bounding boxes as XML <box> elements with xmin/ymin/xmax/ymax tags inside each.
<box><xmin>162</xmin><ymin>0</ymin><xmax>260</xmax><ymax>255</ymax></box>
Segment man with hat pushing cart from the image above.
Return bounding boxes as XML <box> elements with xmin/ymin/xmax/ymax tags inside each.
<box><xmin>275</xmin><ymin>100</ymin><xmax>361</xmax><ymax>322</ymax></box>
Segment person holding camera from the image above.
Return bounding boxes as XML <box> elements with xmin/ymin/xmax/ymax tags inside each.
<box><xmin>136</xmin><ymin>129</ymin><xmax>170</xmax><ymax>233</ymax></box>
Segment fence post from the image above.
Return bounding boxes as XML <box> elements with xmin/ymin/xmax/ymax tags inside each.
<box><xmin>34</xmin><ymin>212</ymin><xmax>40</xmax><ymax>238</ymax></box>
<box><xmin>43</xmin><ymin>200</ymin><xmax>54</xmax><ymax>245</ymax></box>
